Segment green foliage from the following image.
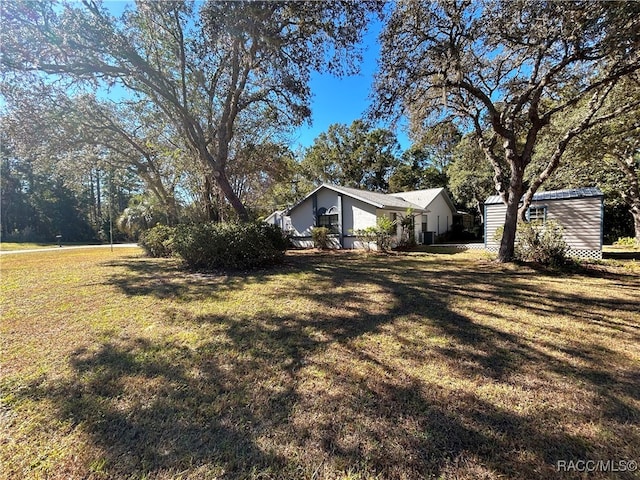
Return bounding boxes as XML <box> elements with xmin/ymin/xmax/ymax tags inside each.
<box><xmin>388</xmin><ymin>146</ymin><xmax>449</xmax><ymax>193</ymax></box>
<box><xmin>448</xmin><ymin>134</ymin><xmax>495</xmax><ymax>219</ymax></box>
<box><xmin>613</xmin><ymin>237</ymin><xmax>640</xmax><ymax>249</ymax></box>
<box><xmin>495</xmin><ymin>221</ymin><xmax>569</xmax><ymax>266</ymax></box>
<box><xmin>301</xmin><ymin>120</ymin><xmax>400</xmax><ymax>192</ymax></box>
<box><xmin>311</xmin><ymin>227</ymin><xmax>332</xmax><ymax>250</ymax></box>
<box><xmin>515</xmin><ymin>221</ymin><xmax>569</xmax><ymax>266</ymax></box>
<box><xmin>138</xmin><ymin>225</ymin><xmax>177</xmax><ymax>258</ymax></box>
<box><xmin>353</xmin><ymin>216</ymin><xmax>395</xmax><ymax>252</ymax></box>
<box><xmin>2</xmin><ymin>1</ymin><xmax>379</xmax><ymax>221</ymax></box>
<box><xmin>0</xmin><ymin>151</ymin><xmax>96</xmax><ymax>243</ymax></box>
<box><xmin>353</xmin><ymin>226</ymin><xmax>377</xmax><ymax>252</ymax></box>
<box><xmin>172</xmin><ymin>222</ymin><xmax>286</xmax><ymax>270</ymax></box>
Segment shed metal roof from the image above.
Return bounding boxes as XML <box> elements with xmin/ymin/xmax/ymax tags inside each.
<box><xmin>485</xmin><ymin>187</ymin><xmax>603</xmax><ymax>205</ymax></box>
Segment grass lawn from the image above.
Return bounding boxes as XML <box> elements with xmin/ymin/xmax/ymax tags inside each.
<box><xmin>1</xmin><ymin>248</ymin><xmax>639</xmax><ymax>479</ymax></box>
<box><xmin>0</xmin><ymin>242</ymin><xmax>60</xmax><ymax>251</ymax></box>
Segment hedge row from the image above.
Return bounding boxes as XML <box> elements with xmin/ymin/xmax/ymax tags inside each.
<box><xmin>138</xmin><ymin>222</ymin><xmax>288</xmax><ymax>270</ymax></box>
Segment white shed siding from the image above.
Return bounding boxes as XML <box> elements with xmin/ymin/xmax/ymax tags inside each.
<box><xmin>485</xmin><ymin>203</ymin><xmax>507</xmax><ymax>250</ymax></box>
<box><xmin>538</xmin><ymin>197</ymin><xmax>602</xmax><ymax>250</ymax></box>
<box><xmin>484</xmin><ymin>196</ymin><xmax>602</xmax><ymax>254</ymax></box>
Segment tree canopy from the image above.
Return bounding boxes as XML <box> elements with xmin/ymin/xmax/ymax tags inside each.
<box><xmin>300</xmin><ymin>120</ymin><xmax>400</xmax><ymax>192</ymax></box>
<box><xmin>1</xmin><ymin>0</ymin><xmax>379</xmax><ymax>220</ymax></box>
<box><xmin>373</xmin><ymin>0</ymin><xmax>640</xmax><ymax>261</ymax></box>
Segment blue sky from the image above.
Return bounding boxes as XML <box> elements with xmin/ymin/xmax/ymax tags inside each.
<box><xmin>291</xmin><ymin>21</ymin><xmax>411</xmax><ymax>152</ymax></box>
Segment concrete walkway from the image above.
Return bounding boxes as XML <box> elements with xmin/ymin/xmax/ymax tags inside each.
<box><xmin>0</xmin><ymin>243</ymin><xmax>139</xmax><ymax>255</ymax></box>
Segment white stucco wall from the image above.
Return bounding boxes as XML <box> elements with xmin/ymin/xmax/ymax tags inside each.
<box><xmin>290</xmin><ymin>196</ymin><xmax>315</xmax><ymax>237</ymax></box>
<box><xmin>347</xmin><ymin>197</ymin><xmax>377</xmax><ymax>233</ymax></box>
<box><xmin>425</xmin><ymin>194</ymin><xmax>454</xmax><ymax>236</ymax></box>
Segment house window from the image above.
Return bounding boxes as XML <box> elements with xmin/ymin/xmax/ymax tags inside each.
<box><xmin>526</xmin><ymin>206</ymin><xmax>547</xmax><ymax>223</ymax></box>
<box><xmin>317</xmin><ymin>214</ymin><xmax>339</xmax><ymax>233</ymax></box>
<box><xmin>317</xmin><ymin>206</ymin><xmax>339</xmax><ymax>233</ymax></box>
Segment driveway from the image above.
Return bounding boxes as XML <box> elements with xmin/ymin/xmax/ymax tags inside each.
<box><xmin>0</xmin><ymin>243</ymin><xmax>139</xmax><ymax>255</ymax></box>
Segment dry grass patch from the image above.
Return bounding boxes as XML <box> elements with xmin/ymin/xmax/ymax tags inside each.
<box><xmin>1</xmin><ymin>248</ymin><xmax>639</xmax><ymax>479</ymax></box>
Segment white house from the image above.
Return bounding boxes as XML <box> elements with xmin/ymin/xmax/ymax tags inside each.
<box><xmin>264</xmin><ymin>210</ymin><xmax>291</xmax><ymax>232</ymax></box>
<box><xmin>281</xmin><ymin>184</ymin><xmax>457</xmax><ymax>249</ymax></box>
<box><xmin>484</xmin><ymin>187</ymin><xmax>604</xmax><ymax>259</ymax></box>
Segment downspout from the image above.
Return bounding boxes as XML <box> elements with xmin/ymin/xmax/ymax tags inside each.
<box><xmin>600</xmin><ymin>196</ymin><xmax>604</xmax><ymax>251</ymax></box>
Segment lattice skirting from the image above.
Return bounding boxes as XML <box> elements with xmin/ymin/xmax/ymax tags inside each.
<box><xmin>566</xmin><ymin>249</ymin><xmax>602</xmax><ymax>260</ymax></box>
<box><xmin>432</xmin><ymin>243</ymin><xmax>486</xmax><ymax>250</ymax></box>
<box><xmin>484</xmin><ymin>246</ymin><xmax>602</xmax><ymax>260</ymax></box>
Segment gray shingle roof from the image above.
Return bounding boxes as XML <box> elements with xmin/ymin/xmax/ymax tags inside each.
<box><xmin>485</xmin><ymin>187</ymin><xmax>603</xmax><ymax>205</ymax></box>
<box><xmin>327</xmin><ymin>184</ymin><xmax>425</xmax><ymax>210</ymax></box>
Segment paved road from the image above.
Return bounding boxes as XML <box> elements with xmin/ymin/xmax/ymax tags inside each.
<box><xmin>0</xmin><ymin>243</ymin><xmax>139</xmax><ymax>255</ymax></box>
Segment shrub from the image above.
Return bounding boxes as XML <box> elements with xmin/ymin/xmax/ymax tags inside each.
<box><xmin>353</xmin><ymin>226</ymin><xmax>378</xmax><ymax>252</ymax></box>
<box><xmin>172</xmin><ymin>222</ymin><xmax>286</xmax><ymax>270</ymax></box>
<box><xmin>353</xmin><ymin>217</ymin><xmax>395</xmax><ymax>252</ymax></box>
<box><xmin>494</xmin><ymin>220</ymin><xmax>569</xmax><ymax>266</ymax></box>
<box><xmin>517</xmin><ymin>220</ymin><xmax>568</xmax><ymax>265</ymax></box>
<box><xmin>138</xmin><ymin>224</ymin><xmax>177</xmax><ymax>258</ymax></box>
<box><xmin>614</xmin><ymin>236</ymin><xmax>640</xmax><ymax>249</ymax></box>
<box><xmin>311</xmin><ymin>227</ymin><xmax>331</xmax><ymax>249</ymax></box>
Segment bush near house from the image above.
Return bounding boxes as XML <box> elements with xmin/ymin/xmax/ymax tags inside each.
<box><xmin>311</xmin><ymin>226</ymin><xmax>332</xmax><ymax>249</ymax></box>
<box><xmin>494</xmin><ymin>220</ymin><xmax>569</xmax><ymax>266</ymax></box>
<box><xmin>138</xmin><ymin>225</ymin><xmax>177</xmax><ymax>258</ymax></box>
<box><xmin>614</xmin><ymin>236</ymin><xmax>640</xmax><ymax>250</ymax></box>
<box><xmin>173</xmin><ymin>222</ymin><xmax>287</xmax><ymax>270</ymax></box>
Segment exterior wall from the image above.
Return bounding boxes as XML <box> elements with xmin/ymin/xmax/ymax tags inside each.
<box><xmin>425</xmin><ymin>194</ymin><xmax>454</xmax><ymax>236</ymax></box>
<box><xmin>537</xmin><ymin>197</ymin><xmax>602</xmax><ymax>251</ymax></box>
<box><xmin>345</xmin><ymin>197</ymin><xmax>377</xmax><ymax>232</ymax></box>
<box><xmin>484</xmin><ymin>202</ymin><xmax>508</xmax><ymax>250</ymax></box>
<box><xmin>290</xmin><ymin>196</ymin><xmax>315</xmax><ymax>237</ymax></box>
<box><xmin>484</xmin><ymin>197</ymin><xmax>603</xmax><ymax>258</ymax></box>
<box><xmin>264</xmin><ymin>212</ymin><xmax>291</xmax><ymax>231</ymax></box>
<box><xmin>289</xmin><ymin>189</ymin><xmax>379</xmax><ymax>249</ymax></box>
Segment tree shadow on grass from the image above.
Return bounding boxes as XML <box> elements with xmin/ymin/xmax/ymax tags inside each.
<box><xmin>21</xmin><ymin>337</ymin><xmax>294</xmax><ymax>478</ymax></box>
<box><xmin>16</xmin><ymin>251</ymin><xmax>639</xmax><ymax>478</ymax></box>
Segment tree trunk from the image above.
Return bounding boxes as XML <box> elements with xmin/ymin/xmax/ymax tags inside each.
<box><xmin>497</xmin><ymin>161</ymin><xmax>525</xmax><ymax>262</ymax></box>
<box><xmin>498</xmin><ymin>192</ymin><xmax>521</xmax><ymax>262</ymax></box>
<box><xmin>214</xmin><ymin>168</ymin><xmax>250</xmax><ymax>221</ymax></box>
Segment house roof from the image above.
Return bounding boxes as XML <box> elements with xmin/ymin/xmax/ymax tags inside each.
<box><xmin>389</xmin><ymin>187</ymin><xmax>457</xmax><ymax>212</ymax></box>
<box><xmin>286</xmin><ymin>183</ymin><xmax>425</xmax><ymax>214</ymax></box>
<box><xmin>264</xmin><ymin>210</ymin><xmax>284</xmax><ymax>222</ymax></box>
<box><xmin>485</xmin><ymin>187</ymin><xmax>604</xmax><ymax>205</ymax></box>
<box><xmin>327</xmin><ymin>184</ymin><xmax>425</xmax><ymax>210</ymax></box>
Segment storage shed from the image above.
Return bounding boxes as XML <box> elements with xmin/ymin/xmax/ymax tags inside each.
<box><xmin>484</xmin><ymin>187</ymin><xmax>604</xmax><ymax>259</ymax></box>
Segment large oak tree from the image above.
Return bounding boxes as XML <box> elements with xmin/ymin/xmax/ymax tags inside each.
<box><xmin>1</xmin><ymin>0</ymin><xmax>378</xmax><ymax>220</ymax></box>
<box><xmin>373</xmin><ymin>0</ymin><xmax>640</xmax><ymax>261</ymax></box>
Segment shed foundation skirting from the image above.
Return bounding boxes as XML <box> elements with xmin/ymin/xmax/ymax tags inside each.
<box><xmin>430</xmin><ymin>243</ymin><xmax>486</xmax><ymax>250</ymax></box>
<box><xmin>566</xmin><ymin>249</ymin><xmax>602</xmax><ymax>260</ymax></box>
<box><xmin>485</xmin><ymin>246</ymin><xmax>602</xmax><ymax>260</ymax></box>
